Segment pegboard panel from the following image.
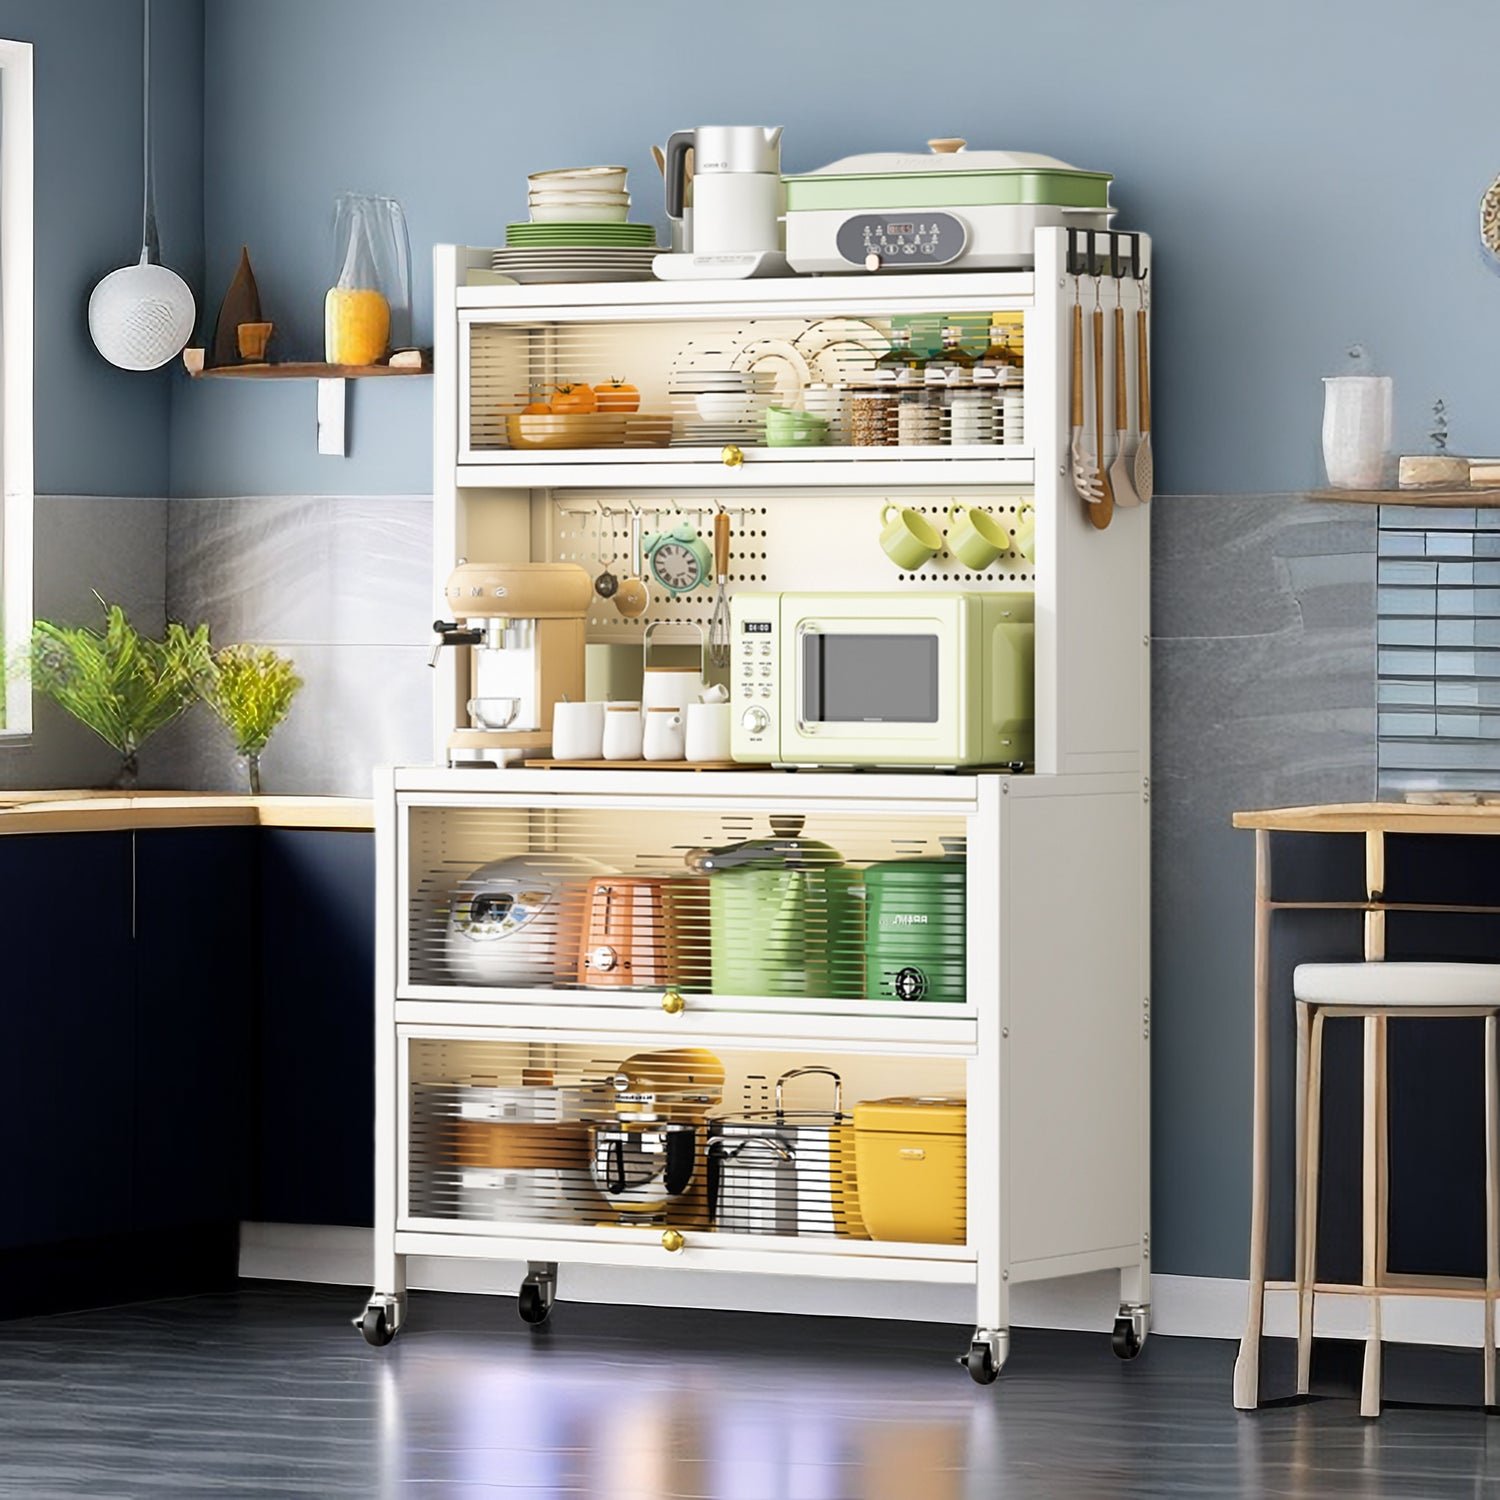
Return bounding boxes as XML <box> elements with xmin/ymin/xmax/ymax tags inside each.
<box><xmin>546</xmin><ymin>486</ymin><xmax>1035</xmax><ymax>647</ymax></box>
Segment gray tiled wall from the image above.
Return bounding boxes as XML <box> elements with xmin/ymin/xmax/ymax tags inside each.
<box><xmin>154</xmin><ymin>495</ymin><xmax>434</xmax><ymax>797</ymax></box>
<box><xmin>1149</xmin><ymin>494</ymin><xmax>1377</xmax><ymax>1275</ymax></box>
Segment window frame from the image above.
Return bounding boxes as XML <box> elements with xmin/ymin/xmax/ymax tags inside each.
<box><xmin>0</xmin><ymin>38</ymin><xmax>33</xmax><ymax>737</ymax></box>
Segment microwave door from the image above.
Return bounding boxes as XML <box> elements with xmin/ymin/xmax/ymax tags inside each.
<box><xmin>798</xmin><ymin>629</ymin><xmax>940</xmax><ymax>729</ymax></box>
<box><xmin>790</xmin><ymin>621</ymin><xmax>956</xmax><ymax>763</ymax></box>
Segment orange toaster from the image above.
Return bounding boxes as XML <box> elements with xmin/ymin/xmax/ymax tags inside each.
<box><xmin>576</xmin><ymin>876</ymin><xmax>710</xmax><ymax>990</ymax></box>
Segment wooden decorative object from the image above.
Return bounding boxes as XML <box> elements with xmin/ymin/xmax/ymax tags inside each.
<box><xmin>211</xmin><ymin>246</ymin><xmax>263</xmax><ymax>368</ymax></box>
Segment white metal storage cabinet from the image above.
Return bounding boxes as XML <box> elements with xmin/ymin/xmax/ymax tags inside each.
<box><xmin>361</xmin><ymin>233</ymin><xmax>1153</xmax><ymax>1382</ymax></box>
<box><xmin>363</xmin><ymin>767</ymin><xmax>1149</xmax><ymax>1380</ymax></box>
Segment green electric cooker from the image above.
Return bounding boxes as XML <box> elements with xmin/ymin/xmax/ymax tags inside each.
<box><xmin>783</xmin><ymin>137</ymin><xmax>1114</xmax><ymax>273</ymax></box>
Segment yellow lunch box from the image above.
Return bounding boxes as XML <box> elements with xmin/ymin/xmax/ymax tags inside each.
<box><xmin>852</xmin><ymin>1096</ymin><xmax>966</xmax><ymax>1245</ymax></box>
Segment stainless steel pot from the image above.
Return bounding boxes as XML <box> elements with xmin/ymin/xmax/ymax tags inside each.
<box><xmin>588</xmin><ymin>1117</ymin><xmax>697</xmax><ymax>1223</ymax></box>
<box><xmin>707</xmin><ymin>1067</ymin><xmax>865</xmax><ymax>1238</ymax></box>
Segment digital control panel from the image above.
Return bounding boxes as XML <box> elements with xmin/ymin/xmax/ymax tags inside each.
<box><xmin>836</xmin><ymin>211</ymin><xmax>968</xmax><ymax>269</ymax></box>
<box><xmin>731</xmin><ymin>614</ymin><xmax>778</xmax><ymax>761</ymax></box>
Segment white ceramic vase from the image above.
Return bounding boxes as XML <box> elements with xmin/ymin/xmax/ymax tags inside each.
<box><xmin>1322</xmin><ymin>375</ymin><xmax>1393</xmax><ymax>489</ymax></box>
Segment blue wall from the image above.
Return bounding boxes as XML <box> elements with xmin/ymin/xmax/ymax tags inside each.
<box><xmin>0</xmin><ymin>0</ymin><xmax>201</xmax><ymax>496</ymax></box>
<box><xmin>172</xmin><ymin>0</ymin><xmax>1500</xmax><ymax>497</ymax></box>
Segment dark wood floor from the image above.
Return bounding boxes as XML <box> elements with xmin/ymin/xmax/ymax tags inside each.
<box><xmin>0</xmin><ymin>1284</ymin><xmax>1497</xmax><ymax>1497</ymax></box>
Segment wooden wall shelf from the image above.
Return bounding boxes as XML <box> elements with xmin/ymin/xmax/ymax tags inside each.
<box><xmin>186</xmin><ymin>356</ymin><xmax>432</xmax><ymax>455</ymax></box>
<box><xmin>1312</xmin><ymin>485</ymin><xmax>1500</xmax><ymax>507</ymax></box>
<box><xmin>190</xmin><ymin>361</ymin><xmax>429</xmax><ymax>380</ymax></box>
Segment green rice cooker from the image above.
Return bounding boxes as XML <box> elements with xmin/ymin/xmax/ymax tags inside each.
<box><xmin>783</xmin><ymin>137</ymin><xmax>1113</xmax><ymax>273</ymax></box>
<box><xmin>864</xmin><ymin>839</ymin><xmax>967</xmax><ymax>1004</ymax></box>
<box><xmin>686</xmin><ymin>816</ymin><xmax>864</xmax><ymax>998</ymax></box>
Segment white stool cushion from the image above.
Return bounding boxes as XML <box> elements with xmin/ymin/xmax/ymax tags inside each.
<box><xmin>1293</xmin><ymin>961</ymin><xmax>1500</xmax><ymax>1008</ymax></box>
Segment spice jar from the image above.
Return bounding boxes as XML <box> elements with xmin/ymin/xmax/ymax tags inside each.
<box><xmin>850</xmin><ymin>390</ymin><xmax>895</xmax><ymax>447</ymax></box>
<box><xmin>897</xmin><ymin>385</ymin><xmax>942</xmax><ymax>446</ymax></box>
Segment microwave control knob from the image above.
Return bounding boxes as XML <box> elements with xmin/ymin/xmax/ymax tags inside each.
<box><xmin>741</xmin><ymin>706</ymin><xmax>770</xmax><ymax>734</ymax></box>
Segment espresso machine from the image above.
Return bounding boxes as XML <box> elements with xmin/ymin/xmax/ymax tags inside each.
<box><xmin>431</xmin><ymin>560</ymin><xmax>593</xmax><ymax>766</ymax></box>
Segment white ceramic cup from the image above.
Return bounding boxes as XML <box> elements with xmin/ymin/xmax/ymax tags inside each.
<box><xmin>685</xmin><ymin>702</ymin><xmax>731</xmax><ymax>763</ymax></box>
<box><xmin>602</xmin><ymin>703</ymin><xmax>644</xmax><ymax>761</ymax></box>
<box><xmin>551</xmin><ymin>701</ymin><xmax>604</xmax><ymax>761</ymax></box>
<box><xmin>642</xmin><ymin>706</ymin><xmax>686</xmax><ymax>762</ymax></box>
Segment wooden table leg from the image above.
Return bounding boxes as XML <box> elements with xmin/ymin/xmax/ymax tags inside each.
<box><xmin>1297</xmin><ymin>1006</ymin><xmax>1324</xmax><ymax>1395</ymax></box>
<box><xmin>1486</xmin><ymin>1013</ymin><xmax>1498</xmax><ymax>1409</ymax></box>
<box><xmin>1360</xmin><ymin>1014</ymin><xmax>1385</xmax><ymax>1419</ymax></box>
<box><xmin>1234</xmin><ymin>829</ymin><xmax>1272</xmax><ymax>1410</ymax></box>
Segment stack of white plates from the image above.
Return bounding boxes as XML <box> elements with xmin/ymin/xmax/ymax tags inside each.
<box><xmin>488</xmin><ymin>247</ymin><xmax>659</xmax><ymax>284</ymax></box>
<box><xmin>527</xmin><ymin>166</ymin><xmax>631</xmax><ymax>224</ymax></box>
<box><xmin>668</xmin><ymin>370</ymin><xmax>778</xmax><ymax>445</ymax></box>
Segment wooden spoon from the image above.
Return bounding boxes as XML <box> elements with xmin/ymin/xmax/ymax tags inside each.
<box><xmin>1090</xmin><ymin>301</ymin><xmax>1114</xmax><ymax>530</ymax></box>
<box><xmin>1134</xmin><ymin>304</ymin><xmax>1154</xmax><ymax>503</ymax></box>
<box><xmin>1109</xmin><ymin>303</ymin><xmax>1140</xmax><ymax>508</ymax></box>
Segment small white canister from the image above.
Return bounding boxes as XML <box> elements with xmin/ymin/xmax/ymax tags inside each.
<box><xmin>1322</xmin><ymin>375</ymin><xmax>1393</xmax><ymax>489</ymax></box>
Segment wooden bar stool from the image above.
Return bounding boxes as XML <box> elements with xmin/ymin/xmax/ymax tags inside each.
<box><xmin>1293</xmin><ymin>961</ymin><xmax>1500</xmax><ymax>1418</ymax></box>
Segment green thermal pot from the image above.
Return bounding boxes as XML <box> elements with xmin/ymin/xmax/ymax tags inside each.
<box><xmin>687</xmin><ymin>816</ymin><xmax>864</xmax><ymax>998</ymax></box>
<box><xmin>863</xmin><ymin>840</ymin><xmax>967</xmax><ymax>1004</ymax></box>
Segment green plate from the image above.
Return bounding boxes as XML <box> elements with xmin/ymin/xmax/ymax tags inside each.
<box><xmin>507</xmin><ymin>222</ymin><xmax>657</xmax><ymax>246</ymax></box>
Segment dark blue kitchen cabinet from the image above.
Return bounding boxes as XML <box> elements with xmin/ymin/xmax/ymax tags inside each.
<box><xmin>133</xmin><ymin>828</ymin><xmax>257</xmax><ymax>1231</ymax></box>
<box><xmin>254</xmin><ymin>829</ymin><xmax>375</xmax><ymax>1227</ymax></box>
<box><xmin>0</xmin><ymin>832</ymin><xmax>136</xmax><ymax>1250</ymax></box>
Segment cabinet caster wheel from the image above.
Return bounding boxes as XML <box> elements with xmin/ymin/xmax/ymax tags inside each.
<box><xmin>1111</xmin><ymin>1315</ymin><xmax>1144</xmax><ymax>1360</ymax></box>
<box><xmin>962</xmin><ymin>1342</ymin><xmax>998</xmax><ymax>1385</ymax></box>
<box><xmin>518</xmin><ymin>1281</ymin><xmax>552</xmax><ymax>1325</ymax></box>
<box><xmin>360</xmin><ymin>1306</ymin><xmax>394</xmax><ymax>1347</ymax></box>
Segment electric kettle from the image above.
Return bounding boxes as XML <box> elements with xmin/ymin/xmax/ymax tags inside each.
<box><xmin>654</xmin><ymin>125</ymin><xmax>789</xmax><ymax>281</ymax></box>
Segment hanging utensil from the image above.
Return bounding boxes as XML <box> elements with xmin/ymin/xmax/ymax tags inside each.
<box><xmin>1134</xmin><ymin>276</ymin><xmax>1154</xmax><ymax>504</ymax></box>
<box><xmin>614</xmin><ymin>507</ymin><xmax>650</xmax><ymax>619</ymax></box>
<box><xmin>1089</xmin><ymin>279</ymin><xmax>1114</xmax><ymax>531</ymax></box>
<box><xmin>1069</xmin><ymin>293</ymin><xmax>1100</xmax><ymax>508</ymax></box>
<box><xmin>709</xmin><ymin>509</ymin><xmax>731</xmax><ymax>669</ymax></box>
<box><xmin>1109</xmin><ymin>283</ymin><xmax>1140</xmax><ymax>508</ymax></box>
<box><xmin>88</xmin><ymin>0</ymin><xmax>196</xmax><ymax>371</ymax></box>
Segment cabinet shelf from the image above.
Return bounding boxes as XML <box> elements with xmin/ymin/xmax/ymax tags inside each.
<box><xmin>190</xmin><ymin>361</ymin><xmax>430</xmax><ymax>380</ymax></box>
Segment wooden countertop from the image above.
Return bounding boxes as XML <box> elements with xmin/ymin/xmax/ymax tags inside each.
<box><xmin>0</xmin><ymin>791</ymin><xmax>373</xmax><ymax>835</ymax></box>
<box><xmin>1233</xmin><ymin>801</ymin><xmax>1500</xmax><ymax>835</ymax></box>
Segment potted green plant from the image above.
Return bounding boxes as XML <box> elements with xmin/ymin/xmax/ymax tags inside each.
<box><xmin>29</xmin><ymin>599</ymin><xmax>212</xmax><ymax>788</ymax></box>
<box><xmin>200</xmin><ymin>644</ymin><xmax>303</xmax><ymax>794</ymax></box>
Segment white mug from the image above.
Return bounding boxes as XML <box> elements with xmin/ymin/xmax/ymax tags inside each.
<box><xmin>642</xmin><ymin>707</ymin><xmax>686</xmax><ymax>762</ymax></box>
<box><xmin>602</xmin><ymin>703</ymin><xmax>643</xmax><ymax>761</ymax></box>
<box><xmin>551</xmin><ymin>701</ymin><xmax>604</xmax><ymax>761</ymax></box>
<box><xmin>685</xmin><ymin>702</ymin><xmax>731</xmax><ymax>763</ymax></box>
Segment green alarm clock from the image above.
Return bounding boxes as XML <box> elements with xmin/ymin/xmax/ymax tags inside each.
<box><xmin>643</xmin><ymin>522</ymin><xmax>712</xmax><ymax>598</ymax></box>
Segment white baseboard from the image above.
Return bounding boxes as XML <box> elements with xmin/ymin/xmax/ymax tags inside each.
<box><xmin>239</xmin><ymin>1224</ymin><xmax>1499</xmax><ymax>1349</ymax></box>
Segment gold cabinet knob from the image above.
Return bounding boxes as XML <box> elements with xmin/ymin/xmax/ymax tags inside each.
<box><xmin>720</xmin><ymin>443</ymin><xmax>744</xmax><ymax>468</ymax></box>
<box><xmin>661</xmin><ymin>1228</ymin><xmax>685</xmax><ymax>1253</ymax></box>
<box><xmin>661</xmin><ymin>989</ymin><xmax>685</xmax><ymax>1015</ymax></box>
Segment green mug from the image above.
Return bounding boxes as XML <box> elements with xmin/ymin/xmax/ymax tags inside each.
<box><xmin>879</xmin><ymin>503</ymin><xmax>942</xmax><ymax>570</ymax></box>
<box><xmin>1013</xmin><ymin>503</ymin><xmax>1037</xmax><ymax>564</ymax></box>
<box><xmin>945</xmin><ymin>504</ymin><xmax>1008</xmax><ymax>571</ymax></box>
